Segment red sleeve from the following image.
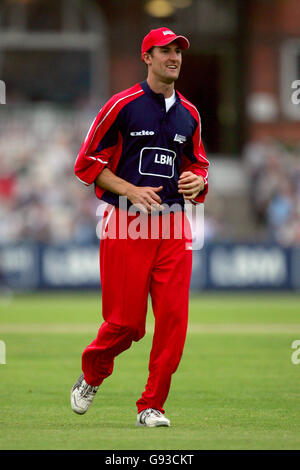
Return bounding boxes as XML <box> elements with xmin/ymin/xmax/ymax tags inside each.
<box><xmin>74</xmin><ymin>99</ymin><xmax>120</xmax><ymax>186</ymax></box>
<box><xmin>74</xmin><ymin>83</ymin><xmax>144</xmax><ymax>186</ymax></box>
<box><xmin>178</xmin><ymin>95</ymin><xmax>209</xmax><ymax>204</ymax></box>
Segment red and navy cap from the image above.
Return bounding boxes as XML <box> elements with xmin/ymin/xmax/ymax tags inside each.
<box><xmin>141</xmin><ymin>27</ymin><xmax>190</xmax><ymax>61</ymax></box>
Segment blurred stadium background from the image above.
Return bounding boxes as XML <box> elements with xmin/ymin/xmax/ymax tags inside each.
<box><xmin>0</xmin><ymin>0</ymin><xmax>299</xmax><ymax>293</ymax></box>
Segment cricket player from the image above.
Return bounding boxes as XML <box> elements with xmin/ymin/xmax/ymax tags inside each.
<box><xmin>71</xmin><ymin>27</ymin><xmax>209</xmax><ymax>427</ymax></box>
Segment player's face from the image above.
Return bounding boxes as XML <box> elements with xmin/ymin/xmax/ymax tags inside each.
<box><xmin>147</xmin><ymin>42</ymin><xmax>182</xmax><ymax>84</ymax></box>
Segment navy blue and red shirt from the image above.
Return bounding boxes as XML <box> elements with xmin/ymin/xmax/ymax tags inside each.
<box><xmin>74</xmin><ymin>80</ymin><xmax>209</xmax><ymax>209</ymax></box>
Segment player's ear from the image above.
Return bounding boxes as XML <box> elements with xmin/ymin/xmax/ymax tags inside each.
<box><xmin>143</xmin><ymin>52</ymin><xmax>152</xmax><ymax>66</ymax></box>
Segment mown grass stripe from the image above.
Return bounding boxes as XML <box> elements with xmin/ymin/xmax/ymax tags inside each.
<box><xmin>1</xmin><ymin>323</ymin><xmax>300</xmax><ymax>334</ymax></box>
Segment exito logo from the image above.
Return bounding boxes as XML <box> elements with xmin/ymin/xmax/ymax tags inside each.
<box><xmin>0</xmin><ymin>80</ymin><xmax>6</xmax><ymax>104</ymax></box>
<box><xmin>0</xmin><ymin>340</ymin><xmax>6</xmax><ymax>364</ymax></box>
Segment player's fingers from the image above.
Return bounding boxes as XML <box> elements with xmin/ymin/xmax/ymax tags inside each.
<box><xmin>179</xmin><ymin>183</ymin><xmax>200</xmax><ymax>193</ymax></box>
<box><xmin>148</xmin><ymin>190</ymin><xmax>162</xmax><ymax>204</ymax></box>
<box><xmin>178</xmin><ymin>174</ymin><xmax>195</xmax><ymax>183</ymax></box>
<box><xmin>178</xmin><ymin>180</ymin><xmax>199</xmax><ymax>190</ymax></box>
<box><xmin>152</xmin><ymin>186</ymin><xmax>163</xmax><ymax>193</ymax></box>
<box><xmin>147</xmin><ymin>201</ymin><xmax>164</xmax><ymax>212</ymax></box>
<box><xmin>184</xmin><ymin>188</ymin><xmax>201</xmax><ymax>199</ymax></box>
<box><xmin>149</xmin><ymin>200</ymin><xmax>164</xmax><ymax>210</ymax></box>
<box><xmin>179</xmin><ymin>174</ymin><xmax>204</xmax><ymax>188</ymax></box>
<box><xmin>179</xmin><ymin>189</ymin><xmax>195</xmax><ymax>196</ymax></box>
<box><xmin>178</xmin><ymin>181</ymin><xmax>198</xmax><ymax>189</ymax></box>
<box><xmin>143</xmin><ymin>194</ymin><xmax>164</xmax><ymax>210</ymax></box>
<box><xmin>133</xmin><ymin>202</ymin><xmax>149</xmax><ymax>213</ymax></box>
<box><xmin>179</xmin><ymin>171</ymin><xmax>193</xmax><ymax>179</ymax></box>
<box><xmin>178</xmin><ymin>179</ymin><xmax>194</xmax><ymax>188</ymax></box>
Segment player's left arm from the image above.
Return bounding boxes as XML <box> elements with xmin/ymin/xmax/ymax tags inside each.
<box><xmin>178</xmin><ymin>116</ymin><xmax>209</xmax><ymax>204</ymax></box>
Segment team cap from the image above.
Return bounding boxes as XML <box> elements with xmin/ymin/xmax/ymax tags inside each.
<box><xmin>141</xmin><ymin>27</ymin><xmax>190</xmax><ymax>61</ymax></box>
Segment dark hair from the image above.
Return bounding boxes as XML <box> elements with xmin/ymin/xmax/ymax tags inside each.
<box><xmin>146</xmin><ymin>47</ymin><xmax>154</xmax><ymax>55</ymax></box>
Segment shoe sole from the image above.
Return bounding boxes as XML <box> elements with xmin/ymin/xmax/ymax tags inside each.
<box><xmin>136</xmin><ymin>420</ymin><xmax>170</xmax><ymax>427</ymax></box>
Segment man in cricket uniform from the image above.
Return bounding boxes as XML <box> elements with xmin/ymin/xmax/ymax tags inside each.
<box><xmin>71</xmin><ymin>27</ymin><xmax>209</xmax><ymax>427</ymax></box>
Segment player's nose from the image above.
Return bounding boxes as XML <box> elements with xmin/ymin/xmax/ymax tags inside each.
<box><xmin>166</xmin><ymin>48</ymin><xmax>178</xmax><ymax>60</ymax></box>
<box><xmin>169</xmin><ymin>51</ymin><xmax>178</xmax><ymax>61</ymax></box>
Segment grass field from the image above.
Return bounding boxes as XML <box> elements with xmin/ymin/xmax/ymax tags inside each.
<box><xmin>0</xmin><ymin>291</ymin><xmax>300</xmax><ymax>450</ymax></box>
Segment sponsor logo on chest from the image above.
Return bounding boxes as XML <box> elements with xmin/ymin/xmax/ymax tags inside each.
<box><xmin>130</xmin><ymin>130</ymin><xmax>155</xmax><ymax>136</ymax></box>
<box><xmin>139</xmin><ymin>147</ymin><xmax>176</xmax><ymax>178</ymax></box>
<box><xmin>154</xmin><ymin>153</ymin><xmax>173</xmax><ymax>166</ymax></box>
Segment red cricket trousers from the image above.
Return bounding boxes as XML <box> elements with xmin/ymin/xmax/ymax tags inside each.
<box><xmin>81</xmin><ymin>206</ymin><xmax>193</xmax><ymax>414</ymax></box>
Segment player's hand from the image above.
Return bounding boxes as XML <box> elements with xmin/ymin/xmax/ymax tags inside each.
<box><xmin>125</xmin><ymin>185</ymin><xmax>164</xmax><ymax>213</ymax></box>
<box><xmin>178</xmin><ymin>171</ymin><xmax>205</xmax><ymax>200</ymax></box>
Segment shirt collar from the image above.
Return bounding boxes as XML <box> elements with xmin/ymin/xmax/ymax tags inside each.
<box><xmin>140</xmin><ymin>80</ymin><xmax>180</xmax><ymax>104</ymax></box>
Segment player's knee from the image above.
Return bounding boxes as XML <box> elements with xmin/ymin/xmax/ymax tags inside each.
<box><xmin>111</xmin><ymin>322</ymin><xmax>145</xmax><ymax>342</ymax></box>
<box><xmin>131</xmin><ymin>324</ymin><xmax>146</xmax><ymax>342</ymax></box>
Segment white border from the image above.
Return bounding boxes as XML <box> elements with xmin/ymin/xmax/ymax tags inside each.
<box><xmin>139</xmin><ymin>147</ymin><xmax>177</xmax><ymax>178</ymax></box>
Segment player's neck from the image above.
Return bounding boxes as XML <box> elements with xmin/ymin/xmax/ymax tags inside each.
<box><xmin>146</xmin><ymin>78</ymin><xmax>175</xmax><ymax>99</ymax></box>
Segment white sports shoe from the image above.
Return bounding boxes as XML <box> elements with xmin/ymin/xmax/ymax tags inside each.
<box><xmin>136</xmin><ymin>408</ymin><xmax>171</xmax><ymax>427</ymax></box>
<box><xmin>70</xmin><ymin>373</ymin><xmax>99</xmax><ymax>415</ymax></box>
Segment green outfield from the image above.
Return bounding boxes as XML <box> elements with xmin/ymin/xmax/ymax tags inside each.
<box><xmin>0</xmin><ymin>291</ymin><xmax>300</xmax><ymax>450</ymax></box>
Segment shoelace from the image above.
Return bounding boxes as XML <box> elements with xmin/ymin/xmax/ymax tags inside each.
<box><xmin>79</xmin><ymin>381</ymin><xmax>98</xmax><ymax>401</ymax></box>
<box><xmin>140</xmin><ymin>408</ymin><xmax>162</xmax><ymax>423</ymax></box>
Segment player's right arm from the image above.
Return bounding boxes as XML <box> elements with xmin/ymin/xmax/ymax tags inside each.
<box><xmin>95</xmin><ymin>168</ymin><xmax>163</xmax><ymax>213</ymax></box>
<box><xmin>74</xmin><ymin>89</ymin><xmax>163</xmax><ymax>213</ymax></box>
<box><xmin>74</xmin><ymin>99</ymin><xmax>120</xmax><ymax>186</ymax></box>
